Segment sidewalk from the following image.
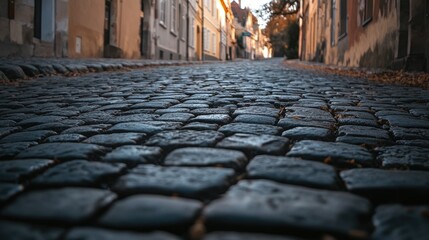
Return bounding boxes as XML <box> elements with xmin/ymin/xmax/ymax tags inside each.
<box><xmin>0</xmin><ymin>58</ymin><xmax>206</xmax><ymax>82</ymax></box>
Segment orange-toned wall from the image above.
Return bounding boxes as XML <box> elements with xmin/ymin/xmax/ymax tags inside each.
<box><xmin>114</xmin><ymin>0</ymin><xmax>142</xmax><ymax>58</ymax></box>
<box><xmin>68</xmin><ymin>0</ymin><xmax>105</xmax><ymax>58</ymax></box>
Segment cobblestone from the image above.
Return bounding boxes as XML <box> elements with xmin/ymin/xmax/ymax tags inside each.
<box><xmin>0</xmin><ymin>58</ymin><xmax>428</xmax><ymax>238</ymax></box>
<box><xmin>0</xmin><ymin>159</ymin><xmax>53</xmax><ymax>183</ymax></box>
<box><xmin>98</xmin><ymin>195</ymin><xmax>202</xmax><ymax>231</ymax></box>
<box><xmin>64</xmin><ymin>228</ymin><xmax>180</xmax><ymax>240</ymax></box>
<box><xmin>204</xmin><ymin>180</ymin><xmax>371</xmax><ymax>238</ymax></box>
<box><xmin>16</xmin><ymin>142</ymin><xmax>108</xmax><ymax>161</ymax></box>
<box><xmin>377</xmin><ymin>145</ymin><xmax>429</xmax><ymax>170</ymax></box>
<box><xmin>246</xmin><ymin>155</ymin><xmax>340</xmax><ymax>189</ymax></box>
<box><xmin>31</xmin><ymin>160</ymin><xmax>125</xmax><ymax>187</ymax></box>
<box><xmin>113</xmin><ymin>165</ymin><xmax>235</xmax><ymax>199</ymax></box>
<box><xmin>102</xmin><ymin>145</ymin><xmax>163</xmax><ymax>165</ymax></box>
<box><xmin>217</xmin><ymin>133</ymin><xmax>289</xmax><ymax>156</ymax></box>
<box><xmin>1</xmin><ymin>188</ymin><xmax>116</xmax><ymax>224</ymax></box>
<box><xmin>371</xmin><ymin>205</ymin><xmax>429</xmax><ymax>240</ymax></box>
<box><xmin>164</xmin><ymin>147</ymin><xmax>247</xmax><ymax>170</ymax></box>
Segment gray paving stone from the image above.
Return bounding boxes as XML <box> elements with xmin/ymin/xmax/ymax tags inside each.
<box><xmin>0</xmin><ymin>184</ymin><xmax>22</xmax><ymax>203</ymax></box>
<box><xmin>247</xmin><ymin>155</ymin><xmax>339</xmax><ymax>190</ymax></box>
<box><xmin>26</xmin><ymin>121</ymin><xmax>83</xmax><ymax>132</ymax></box>
<box><xmin>337</xmin><ymin>118</ymin><xmax>378</xmax><ymax>127</ymax></box>
<box><xmin>0</xmin><ymin>220</ymin><xmax>63</xmax><ymax>240</ymax></box>
<box><xmin>32</xmin><ymin>160</ymin><xmax>125</xmax><ymax>187</ymax></box>
<box><xmin>0</xmin><ymin>70</ymin><xmax>8</xmax><ymax>81</ymax></box>
<box><xmin>287</xmin><ymin>140</ymin><xmax>374</xmax><ymax>166</ymax></box>
<box><xmin>0</xmin><ymin>130</ymin><xmax>57</xmax><ymax>143</ymax></box>
<box><xmin>285</xmin><ymin>107</ymin><xmax>335</xmax><ymax>122</ymax></box>
<box><xmin>282</xmin><ymin>127</ymin><xmax>333</xmax><ymax>140</ymax></box>
<box><xmin>164</xmin><ymin>147</ymin><xmax>247</xmax><ymax>170</ymax></box>
<box><xmin>147</xmin><ymin>130</ymin><xmax>224</xmax><ymax>151</ymax></box>
<box><xmin>372</xmin><ymin>205</ymin><xmax>429</xmax><ymax>240</ymax></box>
<box><xmin>0</xmin><ymin>120</ymin><xmax>17</xmax><ymax>127</ymax></box>
<box><xmin>113</xmin><ymin>165</ymin><xmax>235</xmax><ymax>199</ymax></box>
<box><xmin>203</xmin><ymin>232</ymin><xmax>299</xmax><ymax>240</ymax></box>
<box><xmin>204</xmin><ymin>180</ymin><xmax>371</xmax><ymax>238</ymax></box>
<box><xmin>61</xmin><ymin>124</ymin><xmax>111</xmax><ymax>136</ymax></box>
<box><xmin>172</xmin><ymin>103</ymin><xmax>209</xmax><ymax>109</ymax></box>
<box><xmin>233</xmin><ymin>106</ymin><xmax>279</xmax><ymax>118</ymax></box>
<box><xmin>377</xmin><ymin>145</ymin><xmax>429</xmax><ymax>170</ymax></box>
<box><xmin>17</xmin><ymin>143</ymin><xmax>108</xmax><ymax>161</ymax></box>
<box><xmin>0</xmin><ymin>142</ymin><xmax>38</xmax><ymax>159</ymax></box>
<box><xmin>108</xmin><ymin>113</ymin><xmax>159</xmax><ymax>124</ymax></box>
<box><xmin>219</xmin><ymin>123</ymin><xmax>282</xmax><ymax>136</ymax></box>
<box><xmin>18</xmin><ymin>115</ymin><xmax>67</xmax><ymax>127</ymax></box>
<box><xmin>103</xmin><ymin>145</ymin><xmax>163</xmax><ymax>165</ymax></box>
<box><xmin>390</xmin><ymin>127</ymin><xmax>429</xmax><ymax>140</ymax></box>
<box><xmin>192</xmin><ymin>108</ymin><xmax>231</xmax><ymax>115</ymax></box>
<box><xmin>382</xmin><ymin>115</ymin><xmax>429</xmax><ymax>128</ymax></box>
<box><xmin>336</xmin><ymin>111</ymin><xmax>376</xmax><ymax>120</ymax></box>
<box><xmin>191</xmin><ymin>114</ymin><xmax>231</xmax><ymax>124</ymax></box>
<box><xmin>336</xmin><ymin>136</ymin><xmax>392</xmax><ymax>146</ymax></box>
<box><xmin>341</xmin><ymin>168</ymin><xmax>429</xmax><ymax>203</ymax></box>
<box><xmin>65</xmin><ymin>227</ymin><xmax>180</xmax><ymax>240</ymax></box>
<box><xmin>83</xmin><ymin>132</ymin><xmax>146</xmax><ymax>147</ymax></box>
<box><xmin>45</xmin><ymin>133</ymin><xmax>86</xmax><ymax>142</ymax></box>
<box><xmin>108</xmin><ymin>121</ymin><xmax>182</xmax><ymax>135</ymax></box>
<box><xmin>277</xmin><ymin>118</ymin><xmax>334</xmax><ymax>129</ymax></box>
<box><xmin>217</xmin><ymin>133</ymin><xmax>289</xmax><ymax>156</ymax></box>
<box><xmin>0</xmin><ymin>65</ymin><xmax>26</xmax><ymax>80</ymax></box>
<box><xmin>233</xmin><ymin>114</ymin><xmax>277</xmax><ymax>125</ymax></box>
<box><xmin>157</xmin><ymin>113</ymin><xmax>194</xmax><ymax>122</ymax></box>
<box><xmin>0</xmin><ymin>159</ymin><xmax>53</xmax><ymax>183</ymax></box>
<box><xmin>0</xmin><ymin>127</ymin><xmax>20</xmax><ymax>139</ymax></box>
<box><xmin>338</xmin><ymin>125</ymin><xmax>390</xmax><ymax>139</ymax></box>
<box><xmin>182</xmin><ymin>122</ymin><xmax>219</xmax><ymax>130</ymax></box>
<box><xmin>74</xmin><ymin>112</ymin><xmax>114</xmax><ymax>124</ymax></box>
<box><xmin>99</xmin><ymin>195</ymin><xmax>202</xmax><ymax>230</ymax></box>
<box><xmin>131</xmin><ymin>101</ymin><xmax>175</xmax><ymax>109</ymax></box>
<box><xmin>1</xmin><ymin>188</ymin><xmax>116</xmax><ymax>224</ymax></box>
<box><xmin>396</xmin><ymin>139</ymin><xmax>429</xmax><ymax>148</ymax></box>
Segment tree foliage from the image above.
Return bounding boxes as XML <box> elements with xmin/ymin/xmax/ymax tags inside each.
<box><xmin>258</xmin><ymin>0</ymin><xmax>300</xmax><ymax>58</ymax></box>
<box><xmin>263</xmin><ymin>15</ymin><xmax>299</xmax><ymax>58</ymax></box>
<box><xmin>256</xmin><ymin>0</ymin><xmax>300</xmax><ymax>20</ymax></box>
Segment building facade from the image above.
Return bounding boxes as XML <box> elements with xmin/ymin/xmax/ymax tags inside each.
<box><xmin>0</xmin><ymin>0</ymin><xmax>268</xmax><ymax>61</ymax></box>
<box><xmin>300</xmin><ymin>0</ymin><xmax>429</xmax><ymax>72</ymax></box>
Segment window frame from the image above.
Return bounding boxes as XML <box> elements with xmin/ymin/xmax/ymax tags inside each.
<box><xmin>159</xmin><ymin>0</ymin><xmax>167</xmax><ymax>28</ymax></box>
<box><xmin>362</xmin><ymin>0</ymin><xmax>373</xmax><ymax>26</ymax></box>
<box><xmin>170</xmin><ymin>0</ymin><xmax>177</xmax><ymax>34</ymax></box>
<box><xmin>338</xmin><ymin>0</ymin><xmax>347</xmax><ymax>40</ymax></box>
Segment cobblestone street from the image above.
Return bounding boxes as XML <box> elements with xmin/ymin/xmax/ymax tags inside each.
<box><xmin>0</xmin><ymin>58</ymin><xmax>428</xmax><ymax>239</ymax></box>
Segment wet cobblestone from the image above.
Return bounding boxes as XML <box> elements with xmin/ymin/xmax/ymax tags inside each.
<box><xmin>0</xmin><ymin>58</ymin><xmax>428</xmax><ymax>239</ymax></box>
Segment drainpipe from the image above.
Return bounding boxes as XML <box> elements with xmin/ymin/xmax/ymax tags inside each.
<box><xmin>186</xmin><ymin>0</ymin><xmax>189</xmax><ymax>61</ymax></box>
<box><xmin>201</xmin><ymin>0</ymin><xmax>205</xmax><ymax>61</ymax></box>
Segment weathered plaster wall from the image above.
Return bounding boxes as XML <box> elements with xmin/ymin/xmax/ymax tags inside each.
<box><xmin>115</xmin><ymin>0</ymin><xmax>141</xmax><ymax>59</ymax></box>
<box><xmin>68</xmin><ymin>0</ymin><xmax>104</xmax><ymax>58</ymax></box>
<box><xmin>324</xmin><ymin>1</ymin><xmax>398</xmax><ymax>68</ymax></box>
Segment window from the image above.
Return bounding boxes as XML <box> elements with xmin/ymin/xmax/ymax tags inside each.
<box><xmin>190</xmin><ymin>19</ymin><xmax>195</xmax><ymax>47</ymax></box>
<box><xmin>330</xmin><ymin>0</ymin><xmax>336</xmax><ymax>46</ymax></box>
<box><xmin>159</xmin><ymin>0</ymin><xmax>166</xmax><ymax>25</ymax></box>
<box><xmin>339</xmin><ymin>0</ymin><xmax>347</xmax><ymax>39</ymax></box>
<box><xmin>171</xmin><ymin>0</ymin><xmax>176</xmax><ymax>32</ymax></box>
<box><xmin>363</xmin><ymin>0</ymin><xmax>373</xmax><ymax>26</ymax></box>
<box><xmin>181</xmin><ymin>5</ymin><xmax>186</xmax><ymax>39</ymax></box>
<box><xmin>212</xmin><ymin>33</ymin><xmax>216</xmax><ymax>53</ymax></box>
<box><xmin>8</xmin><ymin>0</ymin><xmax>15</xmax><ymax>19</ymax></box>
<box><xmin>204</xmin><ymin>28</ymin><xmax>209</xmax><ymax>51</ymax></box>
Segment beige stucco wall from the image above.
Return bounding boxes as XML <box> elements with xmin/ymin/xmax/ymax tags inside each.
<box><xmin>68</xmin><ymin>0</ymin><xmax>104</xmax><ymax>58</ymax></box>
<box><xmin>114</xmin><ymin>0</ymin><xmax>141</xmax><ymax>58</ymax></box>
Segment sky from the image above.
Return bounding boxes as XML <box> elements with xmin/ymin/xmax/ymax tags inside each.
<box><xmin>234</xmin><ymin>0</ymin><xmax>272</xmax><ymax>28</ymax></box>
